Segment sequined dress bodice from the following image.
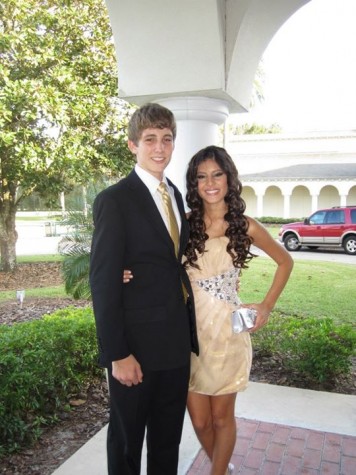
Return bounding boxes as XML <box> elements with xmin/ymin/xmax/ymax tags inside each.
<box><xmin>196</xmin><ymin>267</ymin><xmax>241</xmax><ymax>308</ymax></box>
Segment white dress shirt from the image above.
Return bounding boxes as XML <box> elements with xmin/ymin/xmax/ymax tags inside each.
<box><xmin>135</xmin><ymin>164</ymin><xmax>182</xmax><ymax>232</ymax></box>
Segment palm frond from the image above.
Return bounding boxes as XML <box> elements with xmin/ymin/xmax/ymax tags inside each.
<box><xmin>58</xmin><ymin>211</ymin><xmax>92</xmax><ymax>300</ymax></box>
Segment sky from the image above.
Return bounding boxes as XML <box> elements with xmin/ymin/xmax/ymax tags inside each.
<box><xmin>230</xmin><ymin>0</ymin><xmax>356</xmax><ymax>133</ymax></box>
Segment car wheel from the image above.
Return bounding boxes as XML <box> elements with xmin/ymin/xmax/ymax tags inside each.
<box><xmin>284</xmin><ymin>234</ymin><xmax>301</xmax><ymax>251</ymax></box>
<box><xmin>343</xmin><ymin>236</ymin><xmax>356</xmax><ymax>255</ymax></box>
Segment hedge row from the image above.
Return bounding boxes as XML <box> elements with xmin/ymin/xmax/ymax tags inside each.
<box><xmin>1</xmin><ymin>308</ymin><xmax>355</xmax><ymax>457</ymax></box>
<box><xmin>0</xmin><ymin>307</ymin><xmax>102</xmax><ymax>457</ymax></box>
<box><xmin>257</xmin><ymin>216</ymin><xmax>304</xmax><ymax>225</ymax></box>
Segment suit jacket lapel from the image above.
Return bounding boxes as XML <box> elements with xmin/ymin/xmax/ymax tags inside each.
<box><xmin>126</xmin><ymin>171</ymin><xmax>177</xmax><ymax>254</ymax></box>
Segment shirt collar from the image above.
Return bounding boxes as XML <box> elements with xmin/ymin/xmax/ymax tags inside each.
<box><xmin>135</xmin><ymin>164</ymin><xmax>169</xmax><ymax>194</ymax></box>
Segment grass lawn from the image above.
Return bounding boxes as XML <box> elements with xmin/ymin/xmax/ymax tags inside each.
<box><xmin>17</xmin><ymin>254</ymin><xmax>63</xmax><ymax>263</ymax></box>
<box><xmin>0</xmin><ymin>285</ymin><xmax>66</xmax><ymax>302</ymax></box>
<box><xmin>238</xmin><ymin>257</ymin><xmax>355</xmax><ymax>326</ymax></box>
<box><xmin>0</xmin><ymin>255</ymin><xmax>65</xmax><ymax>303</ymax></box>
<box><xmin>1</xmin><ymin>253</ymin><xmax>355</xmax><ymax>327</ymax></box>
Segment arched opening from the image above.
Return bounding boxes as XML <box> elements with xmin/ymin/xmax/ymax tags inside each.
<box><xmin>241</xmin><ymin>186</ymin><xmax>257</xmax><ymax>217</ymax></box>
<box><xmin>290</xmin><ymin>185</ymin><xmax>311</xmax><ymax>218</ymax></box>
<box><xmin>347</xmin><ymin>185</ymin><xmax>356</xmax><ymax>205</ymax></box>
<box><xmin>264</xmin><ymin>186</ymin><xmax>283</xmax><ymax>217</ymax></box>
<box><xmin>318</xmin><ymin>185</ymin><xmax>339</xmax><ymax>208</ymax></box>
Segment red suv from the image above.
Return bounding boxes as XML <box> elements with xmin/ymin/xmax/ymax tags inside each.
<box><xmin>278</xmin><ymin>206</ymin><xmax>356</xmax><ymax>255</ymax></box>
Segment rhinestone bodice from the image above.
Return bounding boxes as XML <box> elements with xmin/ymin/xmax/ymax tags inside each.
<box><xmin>196</xmin><ymin>268</ymin><xmax>241</xmax><ymax>307</ymax></box>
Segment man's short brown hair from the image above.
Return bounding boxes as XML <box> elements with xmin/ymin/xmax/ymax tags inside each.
<box><xmin>128</xmin><ymin>103</ymin><xmax>177</xmax><ymax>144</ymax></box>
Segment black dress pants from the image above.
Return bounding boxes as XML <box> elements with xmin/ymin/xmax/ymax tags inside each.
<box><xmin>107</xmin><ymin>363</ymin><xmax>190</xmax><ymax>475</ymax></box>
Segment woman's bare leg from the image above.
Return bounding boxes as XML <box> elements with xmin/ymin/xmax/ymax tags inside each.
<box><xmin>187</xmin><ymin>392</ymin><xmax>214</xmax><ymax>459</ymax></box>
<box><xmin>210</xmin><ymin>393</ymin><xmax>237</xmax><ymax>475</ymax></box>
<box><xmin>187</xmin><ymin>391</ymin><xmax>237</xmax><ymax>475</ymax></box>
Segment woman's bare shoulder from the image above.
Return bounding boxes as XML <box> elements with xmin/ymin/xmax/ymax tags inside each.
<box><xmin>246</xmin><ymin>216</ymin><xmax>268</xmax><ymax>237</ymax></box>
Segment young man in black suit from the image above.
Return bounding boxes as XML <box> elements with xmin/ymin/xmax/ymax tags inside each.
<box><xmin>89</xmin><ymin>103</ymin><xmax>199</xmax><ymax>474</ymax></box>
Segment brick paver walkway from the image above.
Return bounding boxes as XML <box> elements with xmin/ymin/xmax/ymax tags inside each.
<box><xmin>187</xmin><ymin>418</ymin><xmax>356</xmax><ymax>474</ymax></box>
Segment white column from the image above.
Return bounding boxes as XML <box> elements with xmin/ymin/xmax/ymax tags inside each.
<box><xmin>340</xmin><ymin>194</ymin><xmax>347</xmax><ymax>207</ymax></box>
<box><xmin>157</xmin><ymin>97</ymin><xmax>229</xmax><ymax>200</ymax></box>
<box><xmin>256</xmin><ymin>192</ymin><xmax>264</xmax><ymax>218</ymax></box>
<box><xmin>311</xmin><ymin>194</ymin><xmax>319</xmax><ymax>212</ymax></box>
<box><xmin>283</xmin><ymin>194</ymin><xmax>291</xmax><ymax>219</ymax></box>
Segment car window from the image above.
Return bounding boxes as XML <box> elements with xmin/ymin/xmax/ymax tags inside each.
<box><xmin>325</xmin><ymin>210</ymin><xmax>345</xmax><ymax>224</ymax></box>
<box><xmin>351</xmin><ymin>209</ymin><xmax>356</xmax><ymax>224</ymax></box>
<box><xmin>309</xmin><ymin>211</ymin><xmax>326</xmax><ymax>224</ymax></box>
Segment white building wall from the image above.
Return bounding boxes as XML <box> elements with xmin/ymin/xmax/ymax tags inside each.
<box><xmin>227</xmin><ymin>130</ymin><xmax>356</xmax><ymax>174</ymax></box>
<box><xmin>230</xmin><ymin>131</ymin><xmax>356</xmax><ymax>219</ymax></box>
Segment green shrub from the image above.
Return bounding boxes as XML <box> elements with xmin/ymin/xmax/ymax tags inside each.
<box><xmin>257</xmin><ymin>216</ymin><xmax>304</xmax><ymax>225</ymax></box>
<box><xmin>250</xmin><ymin>312</ymin><xmax>288</xmax><ymax>356</ymax></box>
<box><xmin>0</xmin><ymin>307</ymin><xmax>101</xmax><ymax>457</ymax></box>
<box><xmin>252</xmin><ymin>313</ymin><xmax>356</xmax><ymax>385</ymax></box>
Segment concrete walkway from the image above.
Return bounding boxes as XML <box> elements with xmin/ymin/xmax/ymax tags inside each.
<box><xmin>51</xmin><ymin>382</ymin><xmax>356</xmax><ymax>475</ymax></box>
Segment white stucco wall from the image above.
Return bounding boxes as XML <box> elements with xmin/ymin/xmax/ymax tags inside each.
<box><xmin>229</xmin><ymin>131</ymin><xmax>356</xmax><ymax>218</ymax></box>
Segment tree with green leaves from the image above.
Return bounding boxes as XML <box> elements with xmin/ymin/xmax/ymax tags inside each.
<box><xmin>0</xmin><ymin>0</ymin><xmax>134</xmax><ymax>271</ymax></box>
<box><xmin>232</xmin><ymin>122</ymin><xmax>282</xmax><ymax>135</ymax></box>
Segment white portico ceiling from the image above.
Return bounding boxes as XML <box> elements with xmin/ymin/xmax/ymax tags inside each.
<box><xmin>105</xmin><ymin>0</ymin><xmax>311</xmax><ymax>113</ymax></box>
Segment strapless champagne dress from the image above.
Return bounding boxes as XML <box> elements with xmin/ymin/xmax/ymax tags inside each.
<box><xmin>186</xmin><ymin>237</ymin><xmax>252</xmax><ymax>395</ymax></box>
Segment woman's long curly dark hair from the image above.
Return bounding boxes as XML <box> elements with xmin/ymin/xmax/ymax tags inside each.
<box><xmin>184</xmin><ymin>145</ymin><xmax>255</xmax><ymax>269</ymax></box>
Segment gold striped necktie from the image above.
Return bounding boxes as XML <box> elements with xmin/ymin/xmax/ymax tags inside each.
<box><xmin>158</xmin><ymin>182</ymin><xmax>179</xmax><ymax>257</ymax></box>
<box><xmin>158</xmin><ymin>182</ymin><xmax>188</xmax><ymax>302</ymax></box>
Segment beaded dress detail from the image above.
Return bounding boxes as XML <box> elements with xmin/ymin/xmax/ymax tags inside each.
<box><xmin>196</xmin><ymin>268</ymin><xmax>241</xmax><ymax>307</ymax></box>
<box><xmin>187</xmin><ymin>237</ymin><xmax>252</xmax><ymax>395</ymax></box>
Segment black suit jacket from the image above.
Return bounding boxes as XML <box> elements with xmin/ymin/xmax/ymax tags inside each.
<box><xmin>89</xmin><ymin>170</ymin><xmax>199</xmax><ymax>370</ymax></box>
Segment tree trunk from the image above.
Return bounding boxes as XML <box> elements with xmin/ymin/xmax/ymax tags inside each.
<box><xmin>60</xmin><ymin>191</ymin><xmax>66</xmax><ymax>217</ymax></box>
<box><xmin>0</xmin><ymin>196</ymin><xmax>18</xmax><ymax>272</ymax></box>
<box><xmin>82</xmin><ymin>185</ymin><xmax>88</xmax><ymax>217</ymax></box>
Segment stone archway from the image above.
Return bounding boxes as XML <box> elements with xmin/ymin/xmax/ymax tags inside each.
<box><xmin>318</xmin><ymin>185</ymin><xmax>340</xmax><ymax>209</ymax></box>
<box><xmin>347</xmin><ymin>185</ymin><xmax>356</xmax><ymax>205</ymax></box>
<box><xmin>241</xmin><ymin>185</ymin><xmax>257</xmax><ymax>217</ymax></box>
<box><xmin>104</xmin><ymin>0</ymin><xmax>311</xmax><ymax>194</ymax></box>
<box><xmin>290</xmin><ymin>185</ymin><xmax>311</xmax><ymax>218</ymax></box>
<box><xmin>264</xmin><ymin>185</ymin><xmax>283</xmax><ymax>217</ymax></box>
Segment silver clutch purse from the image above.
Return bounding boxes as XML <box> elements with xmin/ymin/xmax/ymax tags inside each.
<box><xmin>231</xmin><ymin>307</ymin><xmax>257</xmax><ymax>333</ymax></box>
